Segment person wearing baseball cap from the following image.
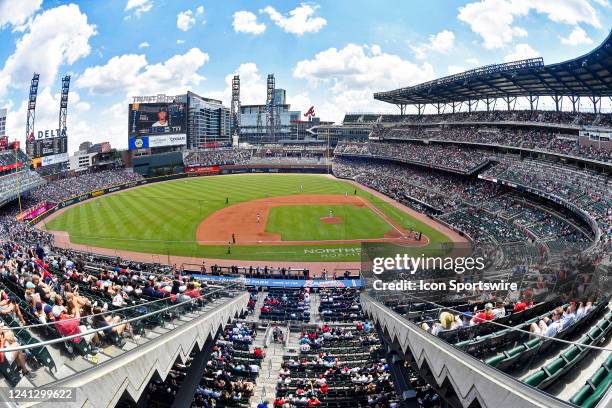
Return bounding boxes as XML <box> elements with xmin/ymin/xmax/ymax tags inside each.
<box><xmin>471</xmin><ymin>303</ymin><xmax>495</xmax><ymax>324</ymax></box>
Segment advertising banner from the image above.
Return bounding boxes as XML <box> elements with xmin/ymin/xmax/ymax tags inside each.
<box><xmin>128</xmin><ymin>134</ymin><xmax>186</xmax><ymax>150</ymax></box>
<box><xmin>41</xmin><ymin>152</ymin><xmax>69</xmax><ymax>166</ymax></box>
<box><xmin>16</xmin><ymin>201</ymin><xmax>56</xmax><ymax>221</ymax></box>
<box><xmin>191</xmin><ymin>274</ymin><xmax>363</xmax><ymax>288</ymax></box>
<box><xmin>185</xmin><ymin>165</ymin><xmax>220</xmax><ymax>175</ymax></box>
<box><xmin>148</xmin><ymin>134</ymin><xmax>187</xmax><ymax>147</ymax></box>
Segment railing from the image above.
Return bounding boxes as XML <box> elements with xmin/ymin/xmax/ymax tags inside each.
<box><xmin>361</xmin><ymin>293</ymin><xmax>578</xmax><ymax>408</ymax></box>
<box><xmin>0</xmin><ymin>282</ymin><xmax>243</xmax><ymax>353</ymax></box>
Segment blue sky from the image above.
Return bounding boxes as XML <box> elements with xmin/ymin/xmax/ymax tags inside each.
<box><xmin>0</xmin><ymin>0</ymin><xmax>610</xmax><ymax>152</ymax></box>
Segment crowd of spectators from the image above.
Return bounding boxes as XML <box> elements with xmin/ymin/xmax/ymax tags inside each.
<box><xmin>275</xmin><ymin>322</ymin><xmax>401</xmax><ymax>407</ymax></box>
<box><xmin>26</xmin><ymin>169</ymin><xmax>143</xmax><ymax>205</ymax></box>
<box><xmin>250</xmin><ymin>144</ymin><xmax>329</xmax><ymax>165</ymax></box>
<box><xmin>192</xmin><ymin>321</ymin><xmax>261</xmax><ymax>406</ymax></box>
<box><xmin>260</xmin><ymin>289</ymin><xmax>310</xmax><ymax>322</ymax></box>
<box><xmin>139</xmin><ymin>321</ymin><xmax>261</xmax><ymax>408</ymax></box>
<box><xmin>334</xmin><ymin>141</ymin><xmax>488</xmax><ymax>173</ymax></box>
<box><xmin>333</xmin><ymin>157</ymin><xmax>590</xmax><ymax>247</ymax></box>
<box><xmin>374</xmin><ymin>126</ymin><xmax>612</xmax><ymax>163</ymax></box>
<box><xmin>345</xmin><ymin>110</ymin><xmax>612</xmax><ymax>128</ymax></box>
<box><xmin>319</xmin><ymin>288</ymin><xmax>363</xmax><ymax>322</ymax></box>
<box><xmin>481</xmin><ymin>160</ymin><xmax>612</xmax><ymax>251</ymax></box>
<box><xmin>0</xmin><ymin>227</ymin><xmax>229</xmax><ymax>384</ymax></box>
<box><xmin>528</xmin><ymin>302</ymin><xmax>593</xmax><ymax>338</ymax></box>
<box><xmin>183</xmin><ymin>148</ymin><xmax>253</xmax><ymax>167</ymax></box>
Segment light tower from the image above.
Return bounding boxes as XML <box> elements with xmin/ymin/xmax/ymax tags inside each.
<box><xmin>230</xmin><ymin>75</ymin><xmax>241</xmax><ymax>144</ymax></box>
<box><xmin>25</xmin><ymin>73</ymin><xmax>39</xmax><ymax>157</ymax></box>
<box><xmin>266</xmin><ymin>73</ymin><xmax>275</xmax><ymax>142</ymax></box>
<box><xmin>58</xmin><ymin>75</ymin><xmax>70</xmax><ymax>138</ymax></box>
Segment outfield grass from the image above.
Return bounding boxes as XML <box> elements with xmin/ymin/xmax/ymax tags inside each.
<box><xmin>266</xmin><ymin>204</ymin><xmax>392</xmax><ymax>241</ymax></box>
<box><xmin>42</xmin><ymin>174</ymin><xmax>453</xmax><ymax>261</ymax></box>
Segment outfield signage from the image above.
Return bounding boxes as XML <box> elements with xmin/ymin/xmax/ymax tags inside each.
<box><xmin>30</xmin><ymin>173</ymin><xmax>189</xmax><ymax>224</ymax></box>
<box><xmin>41</xmin><ymin>152</ymin><xmax>69</xmax><ymax>166</ymax></box>
<box><xmin>129</xmin><ymin>134</ymin><xmax>187</xmax><ymax>150</ymax></box>
<box><xmin>185</xmin><ymin>165</ymin><xmax>220</xmax><ymax>175</ymax></box>
<box><xmin>191</xmin><ymin>274</ymin><xmax>363</xmax><ymax>288</ymax></box>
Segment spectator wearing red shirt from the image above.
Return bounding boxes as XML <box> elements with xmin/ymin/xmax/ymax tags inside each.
<box><xmin>319</xmin><ymin>383</ymin><xmax>329</xmax><ymax>394</ymax></box>
<box><xmin>53</xmin><ymin>305</ymin><xmax>97</xmax><ymax>346</ymax></box>
<box><xmin>472</xmin><ymin>303</ymin><xmax>495</xmax><ymax>324</ymax></box>
<box><xmin>308</xmin><ymin>396</ymin><xmax>321</xmax><ymax>406</ymax></box>
<box><xmin>183</xmin><ymin>284</ymin><xmax>201</xmax><ymax>299</ymax></box>
<box><xmin>513</xmin><ymin>301</ymin><xmax>527</xmax><ymax>313</ymax></box>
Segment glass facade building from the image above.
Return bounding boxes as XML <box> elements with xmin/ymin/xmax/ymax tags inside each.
<box><xmin>187</xmin><ymin>92</ymin><xmax>231</xmax><ymax>148</ymax></box>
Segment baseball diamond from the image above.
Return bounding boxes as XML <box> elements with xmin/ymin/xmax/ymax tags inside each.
<box><xmin>39</xmin><ymin>174</ymin><xmax>460</xmax><ymax>263</ymax></box>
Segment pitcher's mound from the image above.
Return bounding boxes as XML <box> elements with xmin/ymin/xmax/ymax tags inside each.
<box><xmin>320</xmin><ymin>216</ymin><xmax>343</xmax><ymax>224</ymax></box>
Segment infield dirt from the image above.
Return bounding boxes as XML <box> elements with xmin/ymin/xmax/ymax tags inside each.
<box><xmin>195</xmin><ymin>194</ymin><xmax>426</xmax><ymax>245</ymax></box>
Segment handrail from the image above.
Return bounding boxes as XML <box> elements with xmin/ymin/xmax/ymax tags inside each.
<box><xmin>361</xmin><ymin>293</ymin><xmax>577</xmax><ymax>408</ymax></box>
<box><xmin>0</xmin><ymin>283</ymin><xmax>242</xmax><ymax>352</ymax></box>
<box><xmin>372</xmin><ymin>291</ymin><xmax>612</xmax><ymax>352</ymax></box>
<box><xmin>0</xmin><ymin>278</ymin><xmax>228</xmax><ymax>331</ymax></box>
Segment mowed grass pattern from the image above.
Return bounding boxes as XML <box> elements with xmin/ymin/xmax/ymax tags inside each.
<box><xmin>43</xmin><ymin>174</ymin><xmax>453</xmax><ymax>261</ymax></box>
<box><xmin>266</xmin><ymin>205</ymin><xmax>392</xmax><ymax>241</ymax></box>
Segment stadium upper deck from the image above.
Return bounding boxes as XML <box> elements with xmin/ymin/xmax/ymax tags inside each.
<box><xmin>374</xmin><ymin>30</ymin><xmax>612</xmax><ymax>111</ymax></box>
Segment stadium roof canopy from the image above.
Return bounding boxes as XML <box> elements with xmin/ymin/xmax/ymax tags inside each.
<box><xmin>374</xmin><ymin>30</ymin><xmax>612</xmax><ymax>108</ymax></box>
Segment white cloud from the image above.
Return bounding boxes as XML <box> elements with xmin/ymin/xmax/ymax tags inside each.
<box><xmin>293</xmin><ymin>44</ymin><xmax>435</xmax><ymax>122</ymax></box>
<box><xmin>207</xmin><ymin>62</ymin><xmax>267</xmax><ymax>106</ymax></box>
<box><xmin>504</xmin><ymin>43</ymin><xmax>540</xmax><ymax>62</ymax></box>
<box><xmin>466</xmin><ymin>58</ymin><xmax>480</xmax><ymax>65</ymax></box>
<box><xmin>458</xmin><ymin>0</ymin><xmax>603</xmax><ymax>49</ymax></box>
<box><xmin>289</xmin><ymin>92</ymin><xmax>314</xmax><ymax>116</ymax></box>
<box><xmin>176</xmin><ymin>39</ymin><xmax>185</xmax><ymax>44</ymax></box>
<box><xmin>76</xmin><ymin>48</ymin><xmax>209</xmax><ymax>97</ymax></box>
<box><xmin>411</xmin><ymin>30</ymin><xmax>455</xmax><ymax>59</ymax></box>
<box><xmin>530</xmin><ymin>1</ymin><xmax>602</xmax><ymax>27</ymax></box>
<box><xmin>76</xmin><ymin>54</ymin><xmax>148</xmax><ymax>95</ymax></box>
<box><xmin>124</xmin><ymin>0</ymin><xmax>153</xmax><ymax>17</ymax></box>
<box><xmin>5</xmin><ymin>87</ymin><xmax>100</xmax><ymax>152</ymax></box>
<box><xmin>177</xmin><ymin>9</ymin><xmax>196</xmax><ymax>32</ymax></box>
<box><xmin>0</xmin><ymin>4</ymin><xmax>96</xmax><ymax>99</ymax></box>
<box><xmin>232</xmin><ymin>11</ymin><xmax>266</xmax><ymax>34</ymax></box>
<box><xmin>448</xmin><ymin>65</ymin><xmax>465</xmax><ymax>75</ymax></box>
<box><xmin>138</xmin><ymin>41</ymin><xmax>150</xmax><ymax>49</ymax></box>
<box><xmin>458</xmin><ymin>0</ymin><xmax>529</xmax><ymax>49</ymax></box>
<box><xmin>261</xmin><ymin>4</ymin><xmax>327</xmax><ymax>35</ymax></box>
<box><xmin>560</xmin><ymin>26</ymin><xmax>593</xmax><ymax>45</ymax></box>
<box><xmin>0</xmin><ymin>0</ymin><xmax>42</xmax><ymax>29</ymax></box>
<box><xmin>9</xmin><ymin>48</ymin><xmax>209</xmax><ymax>151</ymax></box>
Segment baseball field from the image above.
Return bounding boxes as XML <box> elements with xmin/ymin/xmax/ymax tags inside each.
<box><xmin>40</xmin><ymin>174</ymin><xmax>457</xmax><ymax>262</ymax></box>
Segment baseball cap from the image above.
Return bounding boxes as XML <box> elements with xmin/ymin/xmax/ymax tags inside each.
<box><xmin>52</xmin><ymin>305</ymin><xmax>65</xmax><ymax>317</ymax></box>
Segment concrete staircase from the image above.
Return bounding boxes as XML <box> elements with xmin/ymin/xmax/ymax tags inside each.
<box><xmin>250</xmin><ymin>341</ymin><xmax>285</xmax><ymax>406</ymax></box>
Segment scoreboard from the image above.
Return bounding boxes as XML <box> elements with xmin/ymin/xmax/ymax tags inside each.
<box><xmin>26</xmin><ymin>128</ymin><xmax>68</xmax><ymax>166</ymax></box>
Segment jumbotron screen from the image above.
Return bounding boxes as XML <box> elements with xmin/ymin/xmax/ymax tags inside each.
<box><xmin>128</xmin><ymin>102</ymin><xmax>186</xmax><ymax>136</ymax></box>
